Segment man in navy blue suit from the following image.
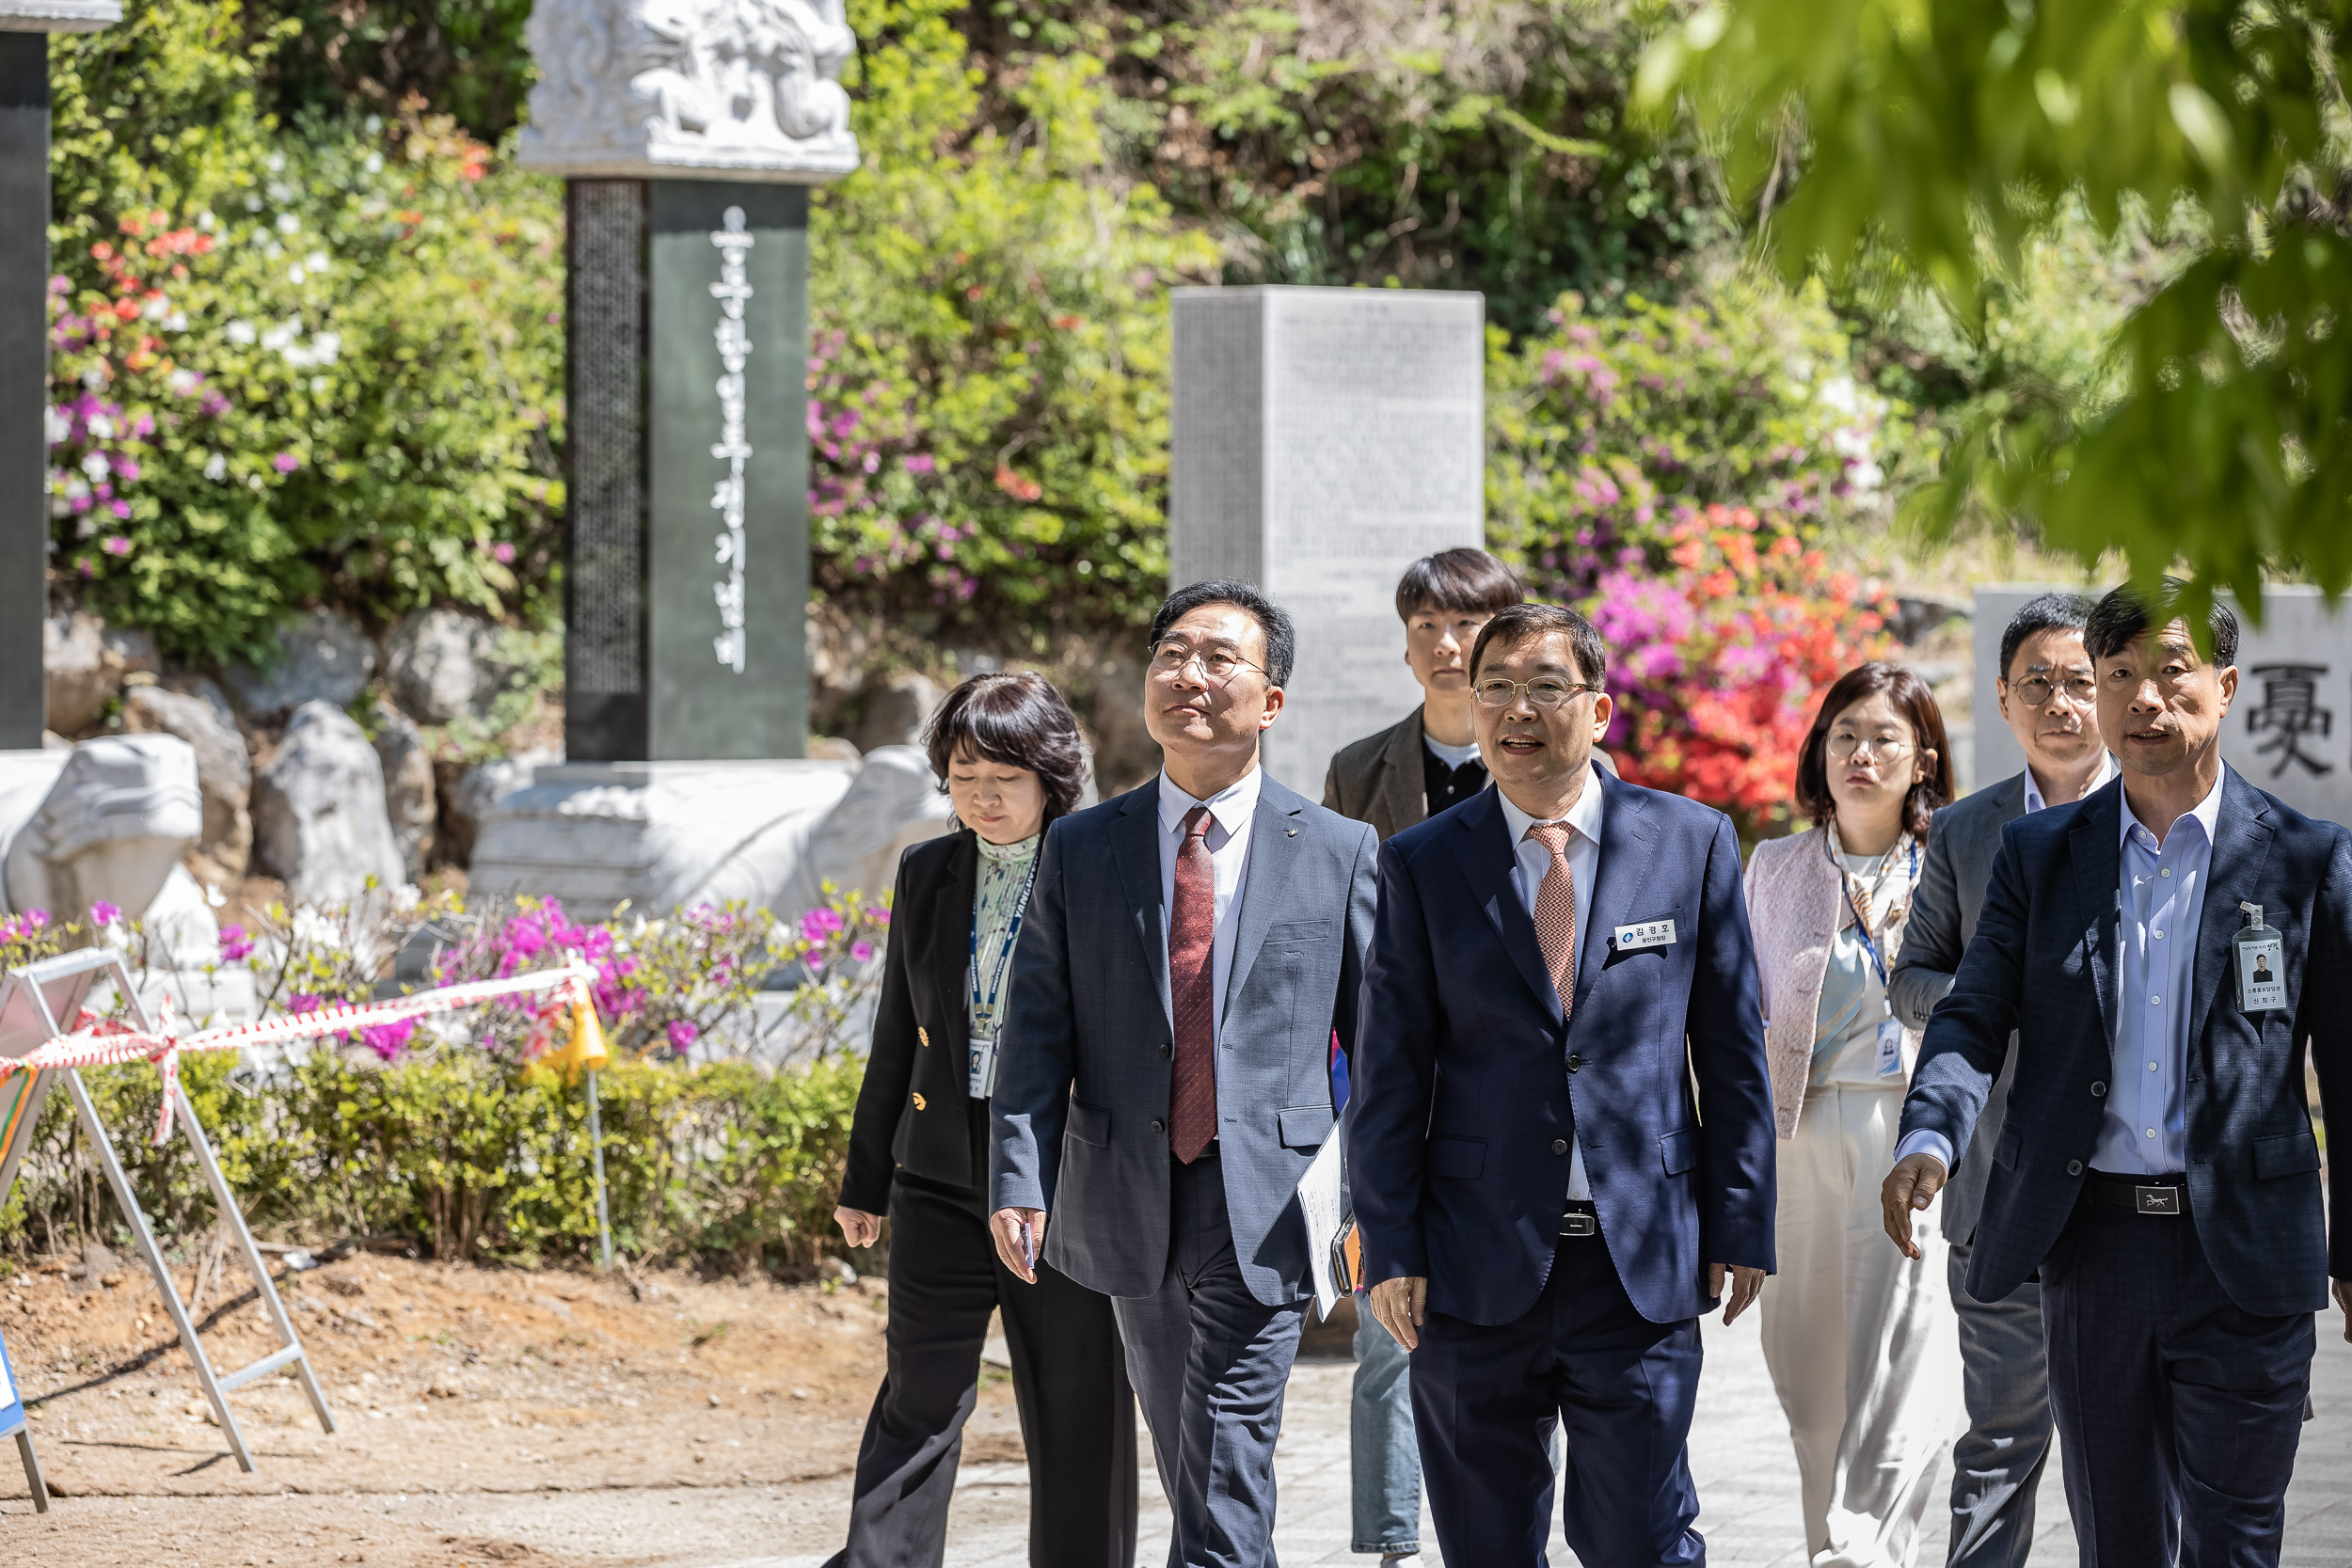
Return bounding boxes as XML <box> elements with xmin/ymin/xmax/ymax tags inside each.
<box><xmin>1886</xmin><ymin>579</ymin><xmax>2352</xmax><ymax>1567</ymax></box>
<box><xmin>1349</xmin><ymin>601</ymin><xmax>1778</xmax><ymax>1566</ymax></box>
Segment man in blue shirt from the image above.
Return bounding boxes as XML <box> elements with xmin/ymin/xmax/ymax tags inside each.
<box><xmin>1884</xmin><ymin>579</ymin><xmax>2352</xmax><ymax>1566</ymax></box>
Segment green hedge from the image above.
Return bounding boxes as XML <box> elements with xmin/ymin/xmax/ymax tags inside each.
<box><xmin>0</xmin><ymin>1051</ymin><xmax>862</xmax><ymax>1274</ymax></box>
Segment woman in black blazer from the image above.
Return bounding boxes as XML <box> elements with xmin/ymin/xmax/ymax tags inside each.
<box><xmin>827</xmin><ymin>672</ymin><xmax>1137</xmax><ymax>1568</ymax></box>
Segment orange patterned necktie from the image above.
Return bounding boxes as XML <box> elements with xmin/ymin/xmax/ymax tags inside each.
<box><xmin>1524</xmin><ymin>821</ymin><xmax>1578</xmax><ymax>1020</ymax></box>
<box><xmin>1168</xmin><ymin>805</ymin><xmax>1217</xmax><ymax>1162</ymax></box>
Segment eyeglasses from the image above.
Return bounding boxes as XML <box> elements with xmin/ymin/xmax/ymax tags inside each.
<box><xmin>1149</xmin><ymin>638</ymin><xmax>1266</xmax><ymax>685</ymax></box>
<box><xmin>1471</xmin><ymin>676</ymin><xmax>1603</xmax><ymax>709</ymax></box>
<box><xmin>2008</xmin><ymin>673</ymin><xmax>2098</xmax><ymax>708</ymax></box>
<box><xmin>1826</xmin><ymin>735</ymin><xmax>1913</xmax><ymax>761</ymax></box>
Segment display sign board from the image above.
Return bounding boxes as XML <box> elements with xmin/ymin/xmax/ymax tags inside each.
<box><xmin>1972</xmin><ymin>585</ymin><xmax>2352</xmax><ymax>828</ymax></box>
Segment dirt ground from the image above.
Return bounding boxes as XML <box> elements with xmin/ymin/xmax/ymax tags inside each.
<box><xmin>0</xmin><ymin>1245</ymin><xmax>1033</xmax><ymax>1567</ymax></box>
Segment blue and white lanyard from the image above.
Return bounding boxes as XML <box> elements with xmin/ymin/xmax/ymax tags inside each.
<box><xmin>1831</xmin><ymin>833</ymin><xmax>1917</xmax><ymax>992</ymax></box>
<box><xmin>968</xmin><ymin>857</ymin><xmax>1040</xmax><ymax>1039</ymax></box>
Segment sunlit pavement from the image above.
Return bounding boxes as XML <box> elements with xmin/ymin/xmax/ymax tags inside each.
<box><xmin>720</xmin><ymin>1296</ymin><xmax>2352</xmax><ymax>1567</ymax></box>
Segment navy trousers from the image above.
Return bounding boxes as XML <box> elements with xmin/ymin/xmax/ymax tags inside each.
<box><xmin>1114</xmin><ymin>1153</ymin><xmax>1308</xmax><ymax>1568</ymax></box>
<box><xmin>2041</xmin><ymin>1192</ymin><xmax>2312</xmax><ymax>1568</ymax></box>
<box><xmin>1409</xmin><ymin>1229</ymin><xmax>1705</xmax><ymax>1567</ymax></box>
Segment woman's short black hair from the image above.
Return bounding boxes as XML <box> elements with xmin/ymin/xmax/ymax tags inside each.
<box><xmin>1395</xmin><ymin>548</ymin><xmax>1525</xmax><ymax>622</ymax></box>
<box><xmin>923</xmin><ymin>672</ymin><xmax>1090</xmax><ymax>823</ymax></box>
<box><xmin>1794</xmin><ymin>662</ymin><xmax>1955</xmax><ymax>838</ymax></box>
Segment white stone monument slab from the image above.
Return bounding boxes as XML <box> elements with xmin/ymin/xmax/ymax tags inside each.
<box><xmin>1974</xmin><ymin>583</ymin><xmax>2352</xmax><ymax>827</ymax></box>
<box><xmin>1169</xmin><ymin>287</ymin><xmax>1486</xmax><ymax>793</ymax></box>
<box><xmin>517</xmin><ymin>0</ymin><xmax>859</xmax><ymax>182</ymax></box>
<box><xmin>0</xmin><ymin>2</ymin><xmax>119</xmax><ymax>32</ymax></box>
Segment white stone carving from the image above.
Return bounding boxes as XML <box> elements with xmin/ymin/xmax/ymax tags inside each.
<box><xmin>519</xmin><ymin>0</ymin><xmax>859</xmax><ymax>182</ymax></box>
<box><xmin>0</xmin><ymin>0</ymin><xmax>121</xmax><ymax>33</ymax></box>
<box><xmin>710</xmin><ymin>206</ymin><xmax>755</xmax><ymax>671</ymax></box>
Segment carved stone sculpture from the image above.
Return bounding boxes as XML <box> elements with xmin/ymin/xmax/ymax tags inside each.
<box><xmin>519</xmin><ymin>0</ymin><xmax>859</xmax><ymax>182</ymax></box>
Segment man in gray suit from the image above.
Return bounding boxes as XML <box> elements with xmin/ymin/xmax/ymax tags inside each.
<box><xmin>993</xmin><ymin>578</ymin><xmax>1378</xmax><ymax>1568</ymax></box>
<box><xmin>1888</xmin><ymin>591</ymin><xmax>2111</xmax><ymax>1568</ymax></box>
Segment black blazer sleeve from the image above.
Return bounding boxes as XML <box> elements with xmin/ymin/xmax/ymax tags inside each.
<box><xmin>2308</xmin><ymin>825</ymin><xmax>2352</xmax><ymax>1281</ymax></box>
<box><xmin>839</xmin><ymin>846</ymin><xmax>924</xmax><ymax>1214</ymax></box>
<box><xmin>1901</xmin><ymin>824</ymin><xmax>2030</xmax><ymax>1162</ymax></box>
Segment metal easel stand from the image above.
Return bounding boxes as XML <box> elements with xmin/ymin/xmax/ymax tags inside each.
<box><xmin>7</xmin><ymin>1418</ymin><xmax>48</xmax><ymax>1512</ymax></box>
<box><xmin>8</xmin><ymin>949</ymin><xmax>337</xmax><ymax>1472</ymax></box>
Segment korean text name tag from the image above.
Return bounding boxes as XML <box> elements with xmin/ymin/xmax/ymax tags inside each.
<box><xmin>2235</xmin><ymin>903</ymin><xmax>2287</xmax><ymax>1014</ymax></box>
<box><xmin>1614</xmin><ymin>919</ymin><xmax>1677</xmax><ymax>952</ymax></box>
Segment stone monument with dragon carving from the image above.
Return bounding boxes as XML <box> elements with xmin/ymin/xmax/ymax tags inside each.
<box><xmin>473</xmin><ymin>0</ymin><xmax>946</xmax><ymax>917</ymax></box>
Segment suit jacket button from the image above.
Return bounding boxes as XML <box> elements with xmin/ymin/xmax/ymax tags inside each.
<box><xmin>1159</xmin><ymin>1043</ymin><xmax>1171</xmax><ymax>1059</ymax></box>
<box><xmin>1151</xmin><ymin>1118</ymin><xmax>1166</xmax><ymax>1135</ymax></box>
<box><xmin>1566</xmin><ymin>1055</ymin><xmax>1585</xmax><ymax>1073</ymax></box>
<box><xmin>2090</xmin><ymin>1081</ymin><xmax>2107</xmax><ymax>1097</ymax></box>
<box><xmin>1550</xmin><ymin>1138</ymin><xmax>1569</xmax><ymax>1156</ymax></box>
<box><xmin>2066</xmin><ymin>1159</ymin><xmax>2084</xmax><ymax>1176</ymax></box>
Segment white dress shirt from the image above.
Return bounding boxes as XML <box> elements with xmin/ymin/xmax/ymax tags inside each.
<box><xmin>1157</xmin><ymin>765</ymin><xmax>1263</xmax><ymax>1044</ymax></box>
<box><xmin>2022</xmin><ymin>750</ymin><xmax>2118</xmax><ymax>815</ymax></box>
<box><xmin>1496</xmin><ymin>766</ymin><xmax>1602</xmax><ymax>1201</ymax></box>
<box><xmin>2101</xmin><ymin>765</ymin><xmax>2227</xmax><ymax>1174</ymax></box>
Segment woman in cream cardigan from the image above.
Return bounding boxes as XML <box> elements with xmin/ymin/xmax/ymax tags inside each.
<box><xmin>1744</xmin><ymin>662</ymin><xmax>1963</xmax><ymax>1568</ymax></box>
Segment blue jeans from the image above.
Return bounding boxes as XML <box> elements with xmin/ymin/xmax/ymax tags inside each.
<box><xmin>1352</xmin><ymin>1305</ymin><xmax>1422</xmax><ymax>1554</ymax></box>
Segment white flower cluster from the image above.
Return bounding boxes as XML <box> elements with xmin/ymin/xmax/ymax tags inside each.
<box><xmin>226</xmin><ymin>318</ymin><xmax>342</xmax><ymax>370</ymax></box>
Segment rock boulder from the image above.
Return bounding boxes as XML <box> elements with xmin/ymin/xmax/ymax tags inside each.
<box><xmin>382</xmin><ymin>609</ymin><xmax>501</xmax><ymax>723</ymax></box>
<box><xmin>121</xmin><ymin>682</ymin><xmax>252</xmax><ymax>874</ymax></box>
<box><xmin>371</xmin><ymin>701</ymin><xmax>438</xmax><ymax>879</ymax></box>
<box><xmin>252</xmin><ymin>701</ymin><xmax>405</xmax><ymax>903</ymax></box>
<box><xmin>44</xmin><ymin>611</ymin><xmax>159</xmax><ymax>734</ymax></box>
<box><xmin>223</xmin><ymin>610</ymin><xmax>376</xmax><ymax>721</ymax></box>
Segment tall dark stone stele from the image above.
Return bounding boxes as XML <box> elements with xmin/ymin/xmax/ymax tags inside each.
<box><xmin>518</xmin><ymin>0</ymin><xmax>859</xmax><ymax>765</ymax></box>
<box><xmin>3</xmin><ymin>4</ymin><xmax>118</xmax><ymax>749</ymax></box>
<box><xmin>0</xmin><ymin>33</ymin><xmax>46</xmax><ymax>748</ymax></box>
<box><xmin>563</xmin><ymin>182</ymin><xmax>811</xmax><ymax>760</ymax></box>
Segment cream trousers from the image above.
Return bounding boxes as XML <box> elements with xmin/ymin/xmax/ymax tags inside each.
<box><xmin>1761</xmin><ymin>1083</ymin><xmax>1963</xmax><ymax>1568</ymax></box>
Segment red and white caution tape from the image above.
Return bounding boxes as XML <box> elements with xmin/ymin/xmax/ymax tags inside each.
<box><xmin>0</xmin><ymin>962</ymin><xmax>598</xmax><ymax>1144</ymax></box>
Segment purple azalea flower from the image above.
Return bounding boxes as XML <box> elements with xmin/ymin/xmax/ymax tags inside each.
<box><xmin>272</xmin><ymin>451</ymin><xmax>299</xmax><ymax>474</ymax></box>
<box><xmin>360</xmin><ymin>1019</ymin><xmax>416</xmax><ymax>1061</ymax></box>
<box><xmin>850</xmin><ymin>940</ymin><xmax>874</xmax><ymax>963</ymax></box>
<box><xmin>219</xmin><ymin>924</ymin><xmax>254</xmax><ymax>962</ymax></box>
<box><xmin>666</xmin><ymin>1019</ymin><xmax>699</xmax><ymax>1054</ymax></box>
<box><xmin>88</xmin><ymin>899</ymin><xmax>120</xmax><ymax>927</ymax></box>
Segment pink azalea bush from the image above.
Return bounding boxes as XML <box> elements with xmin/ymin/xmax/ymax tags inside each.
<box><xmin>1488</xmin><ymin>282</ymin><xmax>1908</xmax><ymax>834</ymax></box>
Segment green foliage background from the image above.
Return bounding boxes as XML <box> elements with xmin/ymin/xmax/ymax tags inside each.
<box><xmin>0</xmin><ymin>1053</ymin><xmax>863</xmax><ymax>1273</ymax></box>
<box><xmin>51</xmin><ymin>0</ymin><xmax>1979</xmax><ymax>669</ymax></box>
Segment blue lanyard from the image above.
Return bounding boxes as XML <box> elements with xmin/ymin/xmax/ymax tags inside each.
<box><xmin>1832</xmin><ymin>834</ymin><xmax>1917</xmax><ymax>991</ymax></box>
<box><xmin>969</xmin><ymin>855</ymin><xmax>1040</xmax><ymax>1037</ymax></box>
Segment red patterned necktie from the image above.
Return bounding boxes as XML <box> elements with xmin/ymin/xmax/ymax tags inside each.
<box><xmin>1169</xmin><ymin>804</ymin><xmax>1217</xmax><ymax>1162</ymax></box>
<box><xmin>1525</xmin><ymin>821</ymin><xmax>1578</xmax><ymax>1022</ymax></box>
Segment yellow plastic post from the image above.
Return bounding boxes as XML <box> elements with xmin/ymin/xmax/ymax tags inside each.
<box><xmin>552</xmin><ymin>998</ymin><xmax>610</xmax><ymax>1078</ymax></box>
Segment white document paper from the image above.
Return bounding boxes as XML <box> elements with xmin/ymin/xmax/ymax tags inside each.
<box><xmin>1296</xmin><ymin>1123</ymin><xmax>1348</xmax><ymax>1319</ymax></box>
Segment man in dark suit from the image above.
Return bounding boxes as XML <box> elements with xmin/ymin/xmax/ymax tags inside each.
<box><xmin>1350</xmin><ymin>601</ymin><xmax>1777</xmax><ymax>1567</ymax></box>
<box><xmin>1321</xmin><ymin>546</ymin><xmax>1521</xmax><ymax>1566</ymax></box>
<box><xmin>991</xmin><ymin>578</ymin><xmax>1378</xmax><ymax>1567</ymax></box>
<box><xmin>1887</xmin><ymin>592</ymin><xmax>2109</xmax><ymax>1568</ymax></box>
<box><xmin>1886</xmin><ymin>579</ymin><xmax>2352</xmax><ymax>1566</ymax></box>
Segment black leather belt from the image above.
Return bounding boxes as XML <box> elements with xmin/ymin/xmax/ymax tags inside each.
<box><xmin>1560</xmin><ymin>1199</ymin><xmax>1599</xmax><ymax>1238</ymax></box>
<box><xmin>2087</xmin><ymin>1169</ymin><xmax>2186</xmax><ymax>1215</ymax></box>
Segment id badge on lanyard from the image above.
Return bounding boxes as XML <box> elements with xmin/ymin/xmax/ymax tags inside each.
<box><xmin>2235</xmin><ymin>902</ymin><xmax>2287</xmax><ymax>1013</ymax></box>
<box><xmin>968</xmin><ymin>858</ymin><xmax>1041</xmax><ymax>1099</ymax></box>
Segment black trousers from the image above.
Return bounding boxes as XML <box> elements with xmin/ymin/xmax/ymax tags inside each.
<box><xmin>2041</xmin><ymin>1194</ymin><xmax>2312</xmax><ymax>1568</ymax></box>
<box><xmin>830</xmin><ymin>1174</ymin><xmax>1139</xmax><ymax>1568</ymax></box>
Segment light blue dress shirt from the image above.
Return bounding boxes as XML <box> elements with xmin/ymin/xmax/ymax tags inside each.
<box><xmin>2098</xmin><ymin>766</ymin><xmax>2227</xmax><ymax>1175</ymax></box>
<box><xmin>1893</xmin><ymin>764</ymin><xmax>2229</xmax><ymax>1179</ymax></box>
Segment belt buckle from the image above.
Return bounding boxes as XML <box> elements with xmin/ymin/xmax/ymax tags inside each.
<box><xmin>2135</xmin><ymin>1185</ymin><xmax>2182</xmax><ymax>1216</ymax></box>
<box><xmin>1560</xmin><ymin>1212</ymin><xmax>1598</xmax><ymax>1238</ymax></box>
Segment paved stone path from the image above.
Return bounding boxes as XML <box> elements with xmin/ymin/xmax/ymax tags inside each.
<box><xmin>711</xmin><ymin>1301</ymin><xmax>2352</xmax><ymax>1567</ymax></box>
